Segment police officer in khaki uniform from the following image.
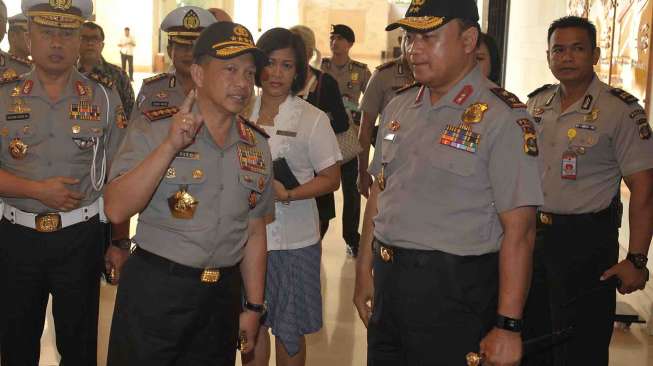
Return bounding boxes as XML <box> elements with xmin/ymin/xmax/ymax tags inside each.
<box><xmin>321</xmin><ymin>24</ymin><xmax>371</xmax><ymax>256</ymax></box>
<box><xmin>357</xmin><ymin>47</ymin><xmax>413</xmax><ymax>197</ymax></box>
<box><xmin>7</xmin><ymin>13</ymin><xmax>30</xmax><ymax>60</ymax></box>
<box><xmin>136</xmin><ymin>6</ymin><xmax>215</xmax><ymax>114</ymax></box>
<box><xmin>0</xmin><ymin>0</ymin><xmax>129</xmax><ymax>364</ymax></box>
<box><xmin>353</xmin><ymin>1</ymin><xmax>543</xmax><ymax>365</ymax></box>
<box><xmin>0</xmin><ymin>2</ymin><xmax>32</xmax><ymax>79</ymax></box>
<box><xmin>523</xmin><ymin>16</ymin><xmax>653</xmax><ymax>366</ymax></box>
<box><xmin>104</xmin><ymin>21</ymin><xmax>273</xmax><ymax>365</ymax></box>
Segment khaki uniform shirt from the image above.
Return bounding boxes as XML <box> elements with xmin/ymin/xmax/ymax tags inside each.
<box><xmin>527</xmin><ymin>75</ymin><xmax>653</xmax><ymax>214</ymax></box>
<box><xmin>321</xmin><ymin>57</ymin><xmax>371</xmax><ymax>119</ymax></box>
<box><xmin>370</xmin><ymin>66</ymin><xmax>543</xmax><ymax>255</ymax></box>
<box><xmin>108</xmin><ymin>109</ymin><xmax>275</xmax><ymax>268</ymax></box>
<box><xmin>0</xmin><ymin>51</ymin><xmax>32</xmax><ymax>79</ymax></box>
<box><xmin>0</xmin><ymin>69</ymin><xmax>127</xmax><ymax>213</ymax></box>
<box><xmin>360</xmin><ymin>57</ymin><xmax>414</xmax><ymax>119</ymax></box>
<box><xmin>136</xmin><ymin>72</ymin><xmax>187</xmax><ymax>114</ymax></box>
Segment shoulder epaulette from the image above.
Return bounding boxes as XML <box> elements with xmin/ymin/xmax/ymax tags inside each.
<box><xmin>238</xmin><ymin>115</ymin><xmax>270</xmax><ymax>139</ymax></box>
<box><xmin>376</xmin><ymin>59</ymin><xmax>397</xmax><ymax>71</ymax></box>
<box><xmin>396</xmin><ymin>82</ymin><xmax>420</xmax><ymax>95</ymax></box>
<box><xmin>143</xmin><ymin>106</ymin><xmax>179</xmax><ymax>122</ymax></box>
<box><xmin>610</xmin><ymin>88</ymin><xmax>639</xmax><ymax>105</ymax></box>
<box><xmin>142</xmin><ymin>73</ymin><xmax>170</xmax><ymax>85</ymax></box>
<box><xmin>0</xmin><ymin>53</ymin><xmax>5</xmax><ymax>67</ymax></box>
<box><xmin>351</xmin><ymin>60</ymin><xmax>367</xmax><ymax>69</ymax></box>
<box><xmin>0</xmin><ymin>74</ymin><xmax>20</xmax><ymax>86</ymax></box>
<box><xmin>88</xmin><ymin>71</ymin><xmax>115</xmax><ymax>89</ymax></box>
<box><xmin>527</xmin><ymin>84</ymin><xmax>554</xmax><ymax>98</ymax></box>
<box><xmin>9</xmin><ymin>55</ymin><xmax>31</xmax><ymax>66</ymax></box>
<box><xmin>490</xmin><ymin>87</ymin><xmax>527</xmax><ymax>108</ymax></box>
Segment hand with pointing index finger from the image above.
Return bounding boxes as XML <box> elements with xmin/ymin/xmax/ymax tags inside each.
<box><xmin>166</xmin><ymin>89</ymin><xmax>204</xmax><ymax>152</ymax></box>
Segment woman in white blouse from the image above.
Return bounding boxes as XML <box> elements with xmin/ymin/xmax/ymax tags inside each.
<box><xmin>242</xmin><ymin>28</ymin><xmax>342</xmax><ymax>366</ymax></box>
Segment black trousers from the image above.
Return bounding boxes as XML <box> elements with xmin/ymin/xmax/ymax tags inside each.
<box><xmin>120</xmin><ymin>53</ymin><xmax>133</xmax><ymax>80</ymax></box>
<box><xmin>106</xmin><ymin>249</ymin><xmax>242</xmax><ymax>366</ymax></box>
<box><xmin>0</xmin><ymin>217</ymin><xmax>104</xmax><ymax>366</ymax></box>
<box><xmin>329</xmin><ymin>158</ymin><xmax>360</xmax><ymax>248</ymax></box>
<box><xmin>367</xmin><ymin>240</ymin><xmax>498</xmax><ymax>365</ymax></box>
<box><xmin>522</xmin><ymin>210</ymin><xmax>619</xmax><ymax>366</ymax></box>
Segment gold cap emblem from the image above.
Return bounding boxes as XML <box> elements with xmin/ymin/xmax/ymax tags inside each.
<box><xmin>234</xmin><ymin>25</ymin><xmax>250</xmax><ymax>38</ymax></box>
<box><xmin>49</xmin><ymin>0</ymin><xmax>72</xmax><ymax>10</ymax></box>
<box><xmin>9</xmin><ymin>138</ymin><xmax>28</xmax><ymax>159</ymax></box>
<box><xmin>183</xmin><ymin>9</ymin><xmax>200</xmax><ymax>30</ymax></box>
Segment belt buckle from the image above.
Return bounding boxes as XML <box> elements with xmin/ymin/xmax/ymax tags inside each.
<box><xmin>35</xmin><ymin>213</ymin><xmax>62</xmax><ymax>233</ymax></box>
<box><xmin>380</xmin><ymin>245</ymin><xmax>394</xmax><ymax>263</ymax></box>
<box><xmin>201</xmin><ymin>268</ymin><xmax>221</xmax><ymax>283</ymax></box>
<box><xmin>539</xmin><ymin>212</ymin><xmax>553</xmax><ymax>225</ymax></box>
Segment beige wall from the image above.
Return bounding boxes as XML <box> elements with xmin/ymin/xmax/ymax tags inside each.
<box><xmin>504</xmin><ymin>0</ymin><xmax>567</xmax><ymax>100</ymax></box>
<box><xmin>301</xmin><ymin>0</ymin><xmax>392</xmax><ymax>68</ymax></box>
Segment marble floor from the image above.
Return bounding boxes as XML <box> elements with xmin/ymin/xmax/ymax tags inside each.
<box><xmin>34</xmin><ymin>72</ymin><xmax>653</xmax><ymax>365</ymax></box>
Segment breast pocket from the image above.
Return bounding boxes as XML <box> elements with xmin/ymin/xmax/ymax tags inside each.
<box><xmin>430</xmin><ymin>145</ymin><xmax>477</xmax><ymax>177</ymax></box>
<box><xmin>571</xmin><ymin>130</ymin><xmax>600</xmax><ymax>149</ymax></box>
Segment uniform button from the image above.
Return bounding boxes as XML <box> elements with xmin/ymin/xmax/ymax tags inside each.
<box><xmin>543</xmin><ymin>192</ymin><xmax>548</xmax><ymax>197</ymax></box>
<box><xmin>550</xmin><ymin>142</ymin><xmax>556</xmax><ymax>147</ymax></box>
<box><xmin>219</xmin><ymin>184</ymin><xmax>224</xmax><ymax>191</ymax></box>
<box><xmin>47</xmin><ymin>161</ymin><xmax>52</xmax><ymax>166</ymax></box>
<box><xmin>220</xmin><ymin>152</ymin><xmax>225</xmax><ymax>158</ymax></box>
<box><xmin>217</xmin><ymin>219</ymin><xmax>222</xmax><ymax>225</ymax></box>
<box><xmin>49</xmin><ymin>133</ymin><xmax>55</xmax><ymax>138</ymax></box>
<box><xmin>547</xmin><ymin>166</ymin><xmax>551</xmax><ymax>172</ymax></box>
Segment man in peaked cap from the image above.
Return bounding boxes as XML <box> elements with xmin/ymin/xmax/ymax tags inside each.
<box><xmin>0</xmin><ymin>0</ymin><xmax>130</xmax><ymax>365</ymax></box>
<box><xmin>353</xmin><ymin>0</ymin><xmax>542</xmax><ymax>365</ymax></box>
<box><xmin>8</xmin><ymin>13</ymin><xmax>30</xmax><ymax>60</ymax></box>
<box><xmin>0</xmin><ymin>2</ymin><xmax>32</xmax><ymax>79</ymax></box>
<box><xmin>105</xmin><ymin>21</ymin><xmax>271</xmax><ymax>366</ymax></box>
<box><xmin>135</xmin><ymin>6</ymin><xmax>215</xmax><ymax>117</ymax></box>
<box><xmin>321</xmin><ymin>23</ymin><xmax>371</xmax><ymax>258</ymax></box>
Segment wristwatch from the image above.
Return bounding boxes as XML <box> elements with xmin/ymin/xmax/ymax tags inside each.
<box><xmin>496</xmin><ymin>315</ymin><xmax>523</xmax><ymax>333</ymax></box>
<box><xmin>111</xmin><ymin>238</ymin><xmax>133</xmax><ymax>250</ymax></box>
<box><xmin>244</xmin><ymin>300</ymin><xmax>267</xmax><ymax>316</ymax></box>
<box><xmin>626</xmin><ymin>253</ymin><xmax>648</xmax><ymax>270</ymax></box>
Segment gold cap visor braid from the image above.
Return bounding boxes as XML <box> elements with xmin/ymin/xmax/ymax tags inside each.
<box><xmin>385</xmin><ymin>16</ymin><xmax>448</xmax><ymax>32</ymax></box>
<box><xmin>27</xmin><ymin>10</ymin><xmax>84</xmax><ymax>29</ymax></box>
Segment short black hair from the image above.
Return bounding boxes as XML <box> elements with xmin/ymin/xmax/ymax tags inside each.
<box><xmin>548</xmin><ymin>16</ymin><xmax>597</xmax><ymax>50</ymax></box>
<box><xmin>457</xmin><ymin>18</ymin><xmax>481</xmax><ymax>48</ymax></box>
<box><xmin>81</xmin><ymin>21</ymin><xmax>105</xmax><ymax>41</ymax></box>
<box><xmin>124</xmin><ymin>27</ymin><xmax>130</xmax><ymax>31</ymax></box>
<box><xmin>255</xmin><ymin>27</ymin><xmax>307</xmax><ymax>95</ymax></box>
<box><xmin>479</xmin><ymin>32</ymin><xmax>501</xmax><ymax>84</ymax></box>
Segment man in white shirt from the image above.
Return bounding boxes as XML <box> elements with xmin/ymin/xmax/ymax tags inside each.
<box><xmin>118</xmin><ymin>27</ymin><xmax>135</xmax><ymax>80</ymax></box>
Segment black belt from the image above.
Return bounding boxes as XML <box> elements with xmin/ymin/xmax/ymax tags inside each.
<box><xmin>537</xmin><ymin>200</ymin><xmax>621</xmax><ymax>227</ymax></box>
<box><xmin>372</xmin><ymin>238</ymin><xmax>496</xmax><ymax>264</ymax></box>
<box><xmin>133</xmin><ymin>247</ymin><xmax>239</xmax><ymax>283</ymax></box>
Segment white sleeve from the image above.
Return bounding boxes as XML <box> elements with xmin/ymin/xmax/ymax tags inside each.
<box><xmin>308</xmin><ymin>109</ymin><xmax>343</xmax><ymax>173</ymax></box>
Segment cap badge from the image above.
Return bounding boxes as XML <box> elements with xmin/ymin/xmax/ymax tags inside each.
<box><xmin>234</xmin><ymin>25</ymin><xmax>250</xmax><ymax>38</ymax></box>
<box><xmin>49</xmin><ymin>0</ymin><xmax>72</xmax><ymax>10</ymax></box>
<box><xmin>183</xmin><ymin>10</ymin><xmax>200</xmax><ymax>30</ymax></box>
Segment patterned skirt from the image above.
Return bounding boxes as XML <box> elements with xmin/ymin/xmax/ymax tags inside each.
<box><xmin>263</xmin><ymin>242</ymin><xmax>323</xmax><ymax>356</ymax></box>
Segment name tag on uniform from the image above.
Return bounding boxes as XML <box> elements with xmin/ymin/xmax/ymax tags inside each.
<box><xmin>6</xmin><ymin>113</ymin><xmax>30</xmax><ymax>121</ymax></box>
<box><xmin>151</xmin><ymin>101</ymin><xmax>169</xmax><ymax>107</ymax></box>
<box><xmin>276</xmin><ymin>130</ymin><xmax>297</xmax><ymax>137</ymax></box>
<box><xmin>384</xmin><ymin>133</ymin><xmax>396</xmax><ymax>142</ymax></box>
<box><xmin>575</xmin><ymin>123</ymin><xmax>596</xmax><ymax>131</ymax></box>
<box><xmin>176</xmin><ymin>150</ymin><xmax>200</xmax><ymax>160</ymax></box>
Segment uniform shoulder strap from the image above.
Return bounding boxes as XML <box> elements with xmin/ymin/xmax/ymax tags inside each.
<box><xmin>142</xmin><ymin>73</ymin><xmax>169</xmax><ymax>85</ymax></box>
<box><xmin>396</xmin><ymin>82</ymin><xmax>420</xmax><ymax>95</ymax></box>
<box><xmin>375</xmin><ymin>59</ymin><xmax>397</xmax><ymax>71</ymax></box>
<box><xmin>610</xmin><ymin>88</ymin><xmax>639</xmax><ymax>105</ymax></box>
<box><xmin>143</xmin><ymin>107</ymin><xmax>180</xmax><ymax>122</ymax></box>
<box><xmin>88</xmin><ymin>71</ymin><xmax>115</xmax><ymax>89</ymax></box>
<box><xmin>351</xmin><ymin>60</ymin><xmax>367</xmax><ymax>69</ymax></box>
<box><xmin>238</xmin><ymin>115</ymin><xmax>270</xmax><ymax>139</ymax></box>
<box><xmin>490</xmin><ymin>87</ymin><xmax>527</xmax><ymax>109</ymax></box>
<box><xmin>527</xmin><ymin>84</ymin><xmax>554</xmax><ymax>98</ymax></box>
